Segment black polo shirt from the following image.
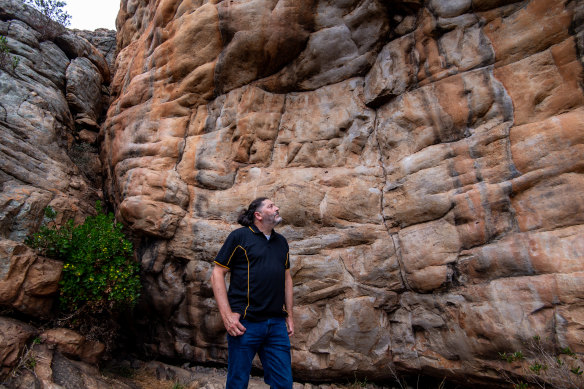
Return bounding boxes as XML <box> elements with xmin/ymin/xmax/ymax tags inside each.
<box><xmin>214</xmin><ymin>225</ymin><xmax>290</xmax><ymax>321</ymax></box>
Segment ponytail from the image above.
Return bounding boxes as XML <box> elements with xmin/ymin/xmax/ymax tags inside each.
<box><xmin>237</xmin><ymin>197</ymin><xmax>267</xmax><ymax>227</ymax></box>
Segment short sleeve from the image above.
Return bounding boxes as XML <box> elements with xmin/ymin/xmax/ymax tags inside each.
<box><xmin>214</xmin><ymin>230</ymin><xmax>239</xmax><ymax>269</ymax></box>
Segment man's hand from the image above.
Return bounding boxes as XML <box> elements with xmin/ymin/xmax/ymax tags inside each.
<box><xmin>286</xmin><ymin>315</ymin><xmax>294</xmax><ymax>336</ymax></box>
<box><xmin>224</xmin><ymin>312</ymin><xmax>246</xmax><ymax>336</ymax></box>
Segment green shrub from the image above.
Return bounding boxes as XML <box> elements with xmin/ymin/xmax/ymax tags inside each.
<box><xmin>26</xmin><ymin>201</ymin><xmax>140</xmax><ymax>313</ymax></box>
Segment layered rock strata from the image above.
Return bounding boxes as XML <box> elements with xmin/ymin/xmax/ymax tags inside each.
<box><xmin>0</xmin><ymin>1</ymin><xmax>117</xmax><ymax>385</ymax></box>
<box><xmin>102</xmin><ymin>0</ymin><xmax>584</xmax><ymax>384</ymax></box>
<box><xmin>0</xmin><ymin>0</ymin><xmax>114</xmax><ymax>317</ymax></box>
<box><xmin>105</xmin><ymin>0</ymin><xmax>584</xmax><ymax>384</ymax></box>
<box><xmin>1</xmin><ymin>0</ymin><xmax>582</xmax><ymax>386</ymax></box>
<box><xmin>0</xmin><ymin>0</ymin><xmax>112</xmax><ymax>240</ymax></box>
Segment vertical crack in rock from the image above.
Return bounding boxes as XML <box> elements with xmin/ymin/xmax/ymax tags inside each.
<box><xmin>372</xmin><ymin>107</ymin><xmax>410</xmax><ymax>292</ymax></box>
<box><xmin>174</xmin><ymin>112</ymin><xmax>191</xmax><ymax>172</ymax></box>
<box><xmin>337</xmin><ymin>253</ymin><xmax>356</xmax><ymax>290</ymax></box>
<box><xmin>266</xmin><ymin>88</ymin><xmax>288</xmax><ymax>169</ymax></box>
<box><xmin>486</xmin><ymin>65</ymin><xmax>523</xmax><ymax>237</ymax></box>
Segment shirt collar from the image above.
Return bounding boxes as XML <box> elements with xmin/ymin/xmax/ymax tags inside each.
<box><xmin>248</xmin><ymin>224</ymin><xmax>276</xmax><ymax>237</ymax></box>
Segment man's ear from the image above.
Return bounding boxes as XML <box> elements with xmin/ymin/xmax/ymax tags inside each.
<box><xmin>254</xmin><ymin>211</ymin><xmax>262</xmax><ymax>222</ymax></box>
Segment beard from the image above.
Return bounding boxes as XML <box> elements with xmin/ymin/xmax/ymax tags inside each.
<box><xmin>268</xmin><ymin>213</ymin><xmax>282</xmax><ymax>226</ymax></box>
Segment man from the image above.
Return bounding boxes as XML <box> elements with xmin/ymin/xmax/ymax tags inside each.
<box><xmin>211</xmin><ymin>197</ymin><xmax>294</xmax><ymax>389</ymax></box>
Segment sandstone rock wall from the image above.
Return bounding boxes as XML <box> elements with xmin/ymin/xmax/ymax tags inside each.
<box><xmin>0</xmin><ymin>1</ymin><xmax>117</xmax><ymax>383</ymax></box>
<box><xmin>0</xmin><ymin>0</ymin><xmax>116</xmax><ymax>316</ymax></box>
<box><xmin>0</xmin><ymin>0</ymin><xmax>112</xmax><ymax>240</ymax></box>
<box><xmin>104</xmin><ymin>0</ymin><xmax>584</xmax><ymax>384</ymax></box>
<box><xmin>1</xmin><ymin>0</ymin><xmax>581</xmax><ymax>386</ymax></box>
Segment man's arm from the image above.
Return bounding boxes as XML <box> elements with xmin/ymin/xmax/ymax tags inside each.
<box><xmin>211</xmin><ymin>265</ymin><xmax>246</xmax><ymax>336</ymax></box>
<box><xmin>285</xmin><ymin>269</ymin><xmax>294</xmax><ymax>336</ymax></box>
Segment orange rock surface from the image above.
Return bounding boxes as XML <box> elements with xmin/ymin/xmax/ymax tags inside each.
<box><xmin>0</xmin><ymin>0</ymin><xmax>583</xmax><ymax>385</ymax></box>
<box><xmin>101</xmin><ymin>0</ymin><xmax>584</xmax><ymax>383</ymax></box>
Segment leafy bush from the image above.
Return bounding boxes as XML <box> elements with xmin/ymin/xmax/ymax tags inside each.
<box><xmin>26</xmin><ymin>202</ymin><xmax>141</xmax><ymax>313</ymax></box>
<box><xmin>23</xmin><ymin>0</ymin><xmax>71</xmax><ymax>40</ymax></box>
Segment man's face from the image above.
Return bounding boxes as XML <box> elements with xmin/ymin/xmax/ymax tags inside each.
<box><xmin>257</xmin><ymin>199</ymin><xmax>282</xmax><ymax>226</ymax></box>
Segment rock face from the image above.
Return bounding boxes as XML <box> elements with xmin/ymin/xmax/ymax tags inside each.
<box><xmin>73</xmin><ymin>28</ymin><xmax>117</xmax><ymax>73</ymax></box>
<box><xmin>1</xmin><ymin>0</ymin><xmax>583</xmax><ymax>386</ymax></box>
<box><xmin>0</xmin><ymin>1</ymin><xmax>117</xmax><ymax>386</ymax></box>
<box><xmin>0</xmin><ymin>0</ymin><xmax>116</xmax><ymax>302</ymax></box>
<box><xmin>105</xmin><ymin>0</ymin><xmax>584</xmax><ymax>384</ymax></box>
<box><xmin>0</xmin><ymin>241</ymin><xmax>62</xmax><ymax>318</ymax></box>
<box><xmin>0</xmin><ymin>0</ymin><xmax>112</xmax><ymax>242</ymax></box>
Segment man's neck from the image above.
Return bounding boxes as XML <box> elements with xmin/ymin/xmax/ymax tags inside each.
<box><xmin>254</xmin><ymin>221</ymin><xmax>273</xmax><ymax>236</ymax></box>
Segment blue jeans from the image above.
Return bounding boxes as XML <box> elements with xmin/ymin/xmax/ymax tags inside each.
<box><xmin>226</xmin><ymin>317</ymin><xmax>292</xmax><ymax>389</ymax></box>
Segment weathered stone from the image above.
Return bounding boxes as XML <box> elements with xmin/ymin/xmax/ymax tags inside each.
<box><xmin>0</xmin><ymin>0</ymin><xmax>112</xmax><ymax>248</ymax></box>
<box><xmin>101</xmin><ymin>0</ymin><xmax>584</xmax><ymax>385</ymax></box>
<box><xmin>214</xmin><ymin>0</ymin><xmax>314</xmax><ymax>94</ymax></box>
<box><xmin>429</xmin><ymin>0</ymin><xmax>472</xmax><ymax>18</ymax></box>
<box><xmin>483</xmin><ymin>0</ymin><xmax>573</xmax><ymax>67</ymax></box>
<box><xmin>40</xmin><ymin>328</ymin><xmax>105</xmax><ymax>364</ymax></box>
<box><xmin>1</xmin><ymin>0</ymin><xmax>582</xmax><ymax>386</ymax></box>
<box><xmin>73</xmin><ymin>28</ymin><xmax>117</xmax><ymax>73</ymax></box>
<box><xmin>363</xmin><ymin>34</ymin><xmax>417</xmax><ymax>106</ymax></box>
<box><xmin>0</xmin><ymin>317</ymin><xmax>36</xmax><ymax>376</ymax></box>
<box><xmin>256</xmin><ymin>0</ymin><xmax>391</xmax><ymax>92</ymax></box>
<box><xmin>66</xmin><ymin>57</ymin><xmax>104</xmax><ymax>124</ymax></box>
<box><xmin>4</xmin><ymin>341</ymin><xmax>133</xmax><ymax>389</ymax></box>
<box><xmin>78</xmin><ymin>128</ymin><xmax>99</xmax><ymax>144</ymax></box>
<box><xmin>0</xmin><ymin>241</ymin><xmax>61</xmax><ymax>317</ymax></box>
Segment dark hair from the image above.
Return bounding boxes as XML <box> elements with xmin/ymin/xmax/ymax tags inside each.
<box><xmin>237</xmin><ymin>197</ymin><xmax>268</xmax><ymax>227</ymax></box>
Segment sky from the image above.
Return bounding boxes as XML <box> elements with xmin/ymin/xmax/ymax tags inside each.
<box><xmin>65</xmin><ymin>0</ymin><xmax>120</xmax><ymax>31</ymax></box>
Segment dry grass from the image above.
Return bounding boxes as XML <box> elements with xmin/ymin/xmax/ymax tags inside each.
<box><xmin>103</xmin><ymin>366</ymin><xmax>187</xmax><ymax>389</ymax></box>
<box><xmin>129</xmin><ymin>368</ymin><xmax>185</xmax><ymax>389</ymax></box>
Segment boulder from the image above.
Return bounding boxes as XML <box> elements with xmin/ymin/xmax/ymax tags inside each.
<box><xmin>0</xmin><ymin>317</ymin><xmax>36</xmax><ymax>376</ymax></box>
<box><xmin>0</xmin><ymin>241</ymin><xmax>61</xmax><ymax>318</ymax></box>
<box><xmin>40</xmin><ymin>328</ymin><xmax>105</xmax><ymax>364</ymax></box>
